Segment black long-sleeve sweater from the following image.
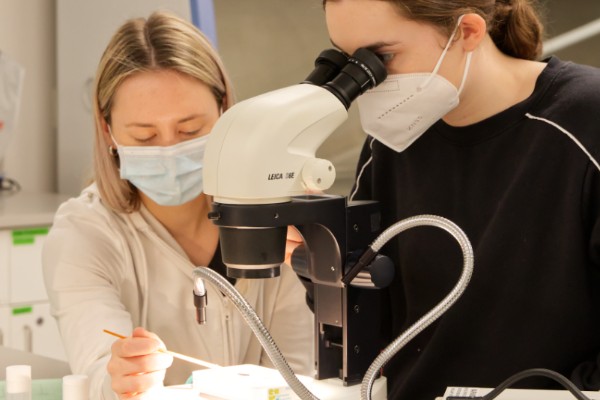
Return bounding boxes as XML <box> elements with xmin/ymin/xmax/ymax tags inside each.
<box><xmin>351</xmin><ymin>57</ymin><xmax>600</xmax><ymax>399</ymax></box>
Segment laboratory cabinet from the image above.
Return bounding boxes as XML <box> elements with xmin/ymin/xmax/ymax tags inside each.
<box><xmin>0</xmin><ymin>305</ymin><xmax>8</xmax><ymax>347</ymax></box>
<box><xmin>0</xmin><ymin>191</ymin><xmax>69</xmax><ymax>361</ymax></box>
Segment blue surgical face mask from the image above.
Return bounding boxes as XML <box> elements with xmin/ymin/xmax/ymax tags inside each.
<box><xmin>110</xmin><ymin>128</ymin><xmax>208</xmax><ymax>206</ymax></box>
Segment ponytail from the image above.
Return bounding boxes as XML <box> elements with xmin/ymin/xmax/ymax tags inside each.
<box><xmin>489</xmin><ymin>0</ymin><xmax>544</xmax><ymax>60</ymax></box>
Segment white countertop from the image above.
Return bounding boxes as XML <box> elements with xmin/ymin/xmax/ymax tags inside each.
<box><xmin>0</xmin><ymin>345</ymin><xmax>71</xmax><ymax>380</ymax></box>
<box><xmin>0</xmin><ymin>191</ymin><xmax>70</xmax><ymax>229</ymax></box>
<box><xmin>438</xmin><ymin>386</ymin><xmax>600</xmax><ymax>399</ymax></box>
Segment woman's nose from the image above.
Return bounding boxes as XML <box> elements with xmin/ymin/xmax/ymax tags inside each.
<box><xmin>158</xmin><ymin>130</ymin><xmax>180</xmax><ymax>146</ymax></box>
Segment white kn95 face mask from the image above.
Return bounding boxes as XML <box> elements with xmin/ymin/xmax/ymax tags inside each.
<box><xmin>357</xmin><ymin>16</ymin><xmax>472</xmax><ymax>152</ymax></box>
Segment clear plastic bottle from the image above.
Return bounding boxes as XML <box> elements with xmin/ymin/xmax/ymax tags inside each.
<box><xmin>5</xmin><ymin>365</ymin><xmax>31</xmax><ymax>400</ymax></box>
<box><xmin>62</xmin><ymin>375</ymin><xmax>89</xmax><ymax>400</ymax></box>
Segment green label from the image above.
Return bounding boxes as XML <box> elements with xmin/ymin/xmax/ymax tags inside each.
<box><xmin>12</xmin><ymin>227</ymin><xmax>49</xmax><ymax>246</ymax></box>
<box><xmin>12</xmin><ymin>306</ymin><xmax>33</xmax><ymax>315</ymax></box>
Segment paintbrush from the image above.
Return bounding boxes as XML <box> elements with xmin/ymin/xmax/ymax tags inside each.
<box><xmin>103</xmin><ymin>329</ymin><xmax>220</xmax><ymax>370</ymax></box>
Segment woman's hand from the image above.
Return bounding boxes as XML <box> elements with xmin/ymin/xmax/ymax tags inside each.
<box><xmin>285</xmin><ymin>225</ymin><xmax>304</xmax><ymax>266</ymax></box>
<box><xmin>107</xmin><ymin>327</ymin><xmax>173</xmax><ymax>399</ymax></box>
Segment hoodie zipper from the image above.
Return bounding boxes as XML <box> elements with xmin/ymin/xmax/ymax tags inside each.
<box><xmin>222</xmin><ymin>297</ymin><xmax>236</xmax><ymax>365</ymax></box>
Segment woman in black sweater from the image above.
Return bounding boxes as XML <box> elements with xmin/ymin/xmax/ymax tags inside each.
<box><xmin>323</xmin><ymin>0</ymin><xmax>600</xmax><ymax>398</ymax></box>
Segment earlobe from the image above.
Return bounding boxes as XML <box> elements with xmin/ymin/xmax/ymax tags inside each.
<box><xmin>459</xmin><ymin>13</ymin><xmax>487</xmax><ymax>52</ymax></box>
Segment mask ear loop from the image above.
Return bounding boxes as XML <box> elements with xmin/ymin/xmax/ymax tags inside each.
<box><xmin>456</xmin><ymin>52</ymin><xmax>473</xmax><ymax>96</ymax></box>
<box><xmin>420</xmin><ymin>15</ymin><xmax>466</xmax><ymax>90</ymax></box>
<box><xmin>107</xmin><ymin>125</ymin><xmax>119</xmax><ymax>156</ymax></box>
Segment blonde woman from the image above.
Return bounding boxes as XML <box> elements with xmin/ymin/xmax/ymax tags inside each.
<box><xmin>43</xmin><ymin>11</ymin><xmax>313</xmax><ymax>399</ymax></box>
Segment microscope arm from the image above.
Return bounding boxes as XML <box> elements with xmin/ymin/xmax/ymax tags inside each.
<box><xmin>203</xmin><ymin>84</ymin><xmax>346</xmax><ymax>205</ymax></box>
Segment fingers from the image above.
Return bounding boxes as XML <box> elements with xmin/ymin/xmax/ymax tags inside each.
<box><xmin>132</xmin><ymin>327</ymin><xmax>167</xmax><ymax>351</ymax></box>
<box><xmin>108</xmin><ymin>350</ymin><xmax>173</xmax><ymax>376</ymax></box>
<box><xmin>286</xmin><ymin>226</ymin><xmax>303</xmax><ymax>243</ymax></box>
<box><xmin>285</xmin><ymin>226</ymin><xmax>304</xmax><ymax>266</ymax></box>
<box><xmin>119</xmin><ymin>386</ymin><xmax>164</xmax><ymax>400</ymax></box>
<box><xmin>113</xmin><ymin>369</ymin><xmax>166</xmax><ymax>399</ymax></box>
<box><xmin>112</xmin><ymin>328</ymin><xmax>167</xmax><ymax>359</ymax></box>
<box><xmin>132</xmin><ymin>327</ymin><xmax>158</xmax><ymax>340</ymax></box>
<box><xmin>107</xmin><ymin>328</ymin><xmax>173</xmax><ymax>398</ymax></box>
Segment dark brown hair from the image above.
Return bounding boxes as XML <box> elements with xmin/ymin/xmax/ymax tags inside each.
<box><xmin>324</xmin><ymin>0</ymin><xmax>544</xmax><ymax>60</ymax></box>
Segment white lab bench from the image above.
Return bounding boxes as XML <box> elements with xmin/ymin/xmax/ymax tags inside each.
<box><xmin>437</xmin><ymin>387</ymin><xmax>600</xmax><ymax>399</ymax></box>
<box><xmin>0</xmin><ymin>191</ymin><xmax>70</xmax><ymax>362</ymax></box>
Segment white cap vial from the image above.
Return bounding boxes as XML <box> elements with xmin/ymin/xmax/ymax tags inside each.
<box><xmin>5</xmin><ymin>365</ymin><xmax>31</xmax><ymax>400</ymax></box>
<box><xmin>62</xmin><ymin>375</ymin><xmax>89</xmax><ymax>400</ymax></box>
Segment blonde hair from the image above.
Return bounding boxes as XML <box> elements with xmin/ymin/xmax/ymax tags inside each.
<box><xmin>324</xmin><ymin>0</ymin><xmax>545</xmax><ymax>60</ymax></box>
<box><xmin>93</xmin><ymin>10</ymin><xmax>234</xmax><ymax>213</ymax></box>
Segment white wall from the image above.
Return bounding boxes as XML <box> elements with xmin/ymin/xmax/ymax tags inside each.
<box><xmin>0</xmin><ymin>1</ymin><xmax>56</xmax><ymax>193</ymax></box>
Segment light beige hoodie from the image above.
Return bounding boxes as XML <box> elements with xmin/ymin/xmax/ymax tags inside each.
<box><xmin>42</xmin><ymin>185</ymin><xmax>314</xmax><ymax>399</ymax></box>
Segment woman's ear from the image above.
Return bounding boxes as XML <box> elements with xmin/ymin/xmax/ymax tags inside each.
<box><xmin>459</xmin><ymin>13</ymin><xmax>487</xmax><ymax>52</ymax></box>
<box><xmin>100</xmin><ymin>118</ymin><xmax>114</xmax><ymax>147</ymax></box>
<box><xmin>220</xmin><ymin>95</ymin><xmax>228</xmax><ymax>115</ymax></box>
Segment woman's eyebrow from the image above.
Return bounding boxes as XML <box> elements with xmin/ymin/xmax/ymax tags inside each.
<box><xmin>124</xmin><ymin>114</ymin><xmax>207</xmax><ymax>128</ymax></box>
<box><xmin>177</xmin><ymin>114</ymin><xmax>206</xmax><ymax>124</ymax></box>
<box><xmin>329</xmin><ymin>39</ymin><xmax>399</xmax><ymax>55</ymax></box>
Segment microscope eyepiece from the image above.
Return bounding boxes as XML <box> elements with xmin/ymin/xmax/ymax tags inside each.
<box><xmin>303</xmin><ymin>48</ymin><xmax>349</xmax><ymax>86</ymax></box>
<box><xmin>322</xmin><ymin>47</ymin><xmax>388</xmax><ymax>109</ymax></box>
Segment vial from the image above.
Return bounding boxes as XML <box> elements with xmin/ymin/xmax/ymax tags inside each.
<box><xmin>62</xmin><ymin>375</ymin><xmax>89</xmax><ymax>400</ymax></box>
<box><xmin>5</xmin><ymin>365</ymin><xmax>31</xmax><ymax>400</ymax></box>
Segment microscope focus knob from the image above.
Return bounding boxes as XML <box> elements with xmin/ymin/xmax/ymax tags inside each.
<box><xmin>302</xmin><ymin>158</ymin><xmax>336</xmax><ymax>192</ymax></box>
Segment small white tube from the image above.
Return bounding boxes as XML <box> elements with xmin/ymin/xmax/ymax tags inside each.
<box><xmin>62</xmin><ymin>375</ymin><xmax>89</xmax><ymax>400</ymax></box>
<box><xmin>5</xmin><ymin>365</ymin><xmax>31</xmax><ymax>400</ymax></box>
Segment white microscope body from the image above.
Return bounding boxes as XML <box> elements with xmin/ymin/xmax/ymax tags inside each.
<box><xmin>200</xmin><ymin>48</ymin><xmax>390</xmax><ymax>399</ymax></box>
<box><xmin>203</xmin><ymin>83</ymin><xmax>344</xmax><ymax>205</ymax></box>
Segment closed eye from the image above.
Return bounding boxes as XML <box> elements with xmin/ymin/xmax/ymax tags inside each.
<box><xmin>180</xmin><ymin>129</ymin><xmax>202</xmax><ymax>136</ymax></box>
<box><xmin>134</xmin><ymin>135</ymin><xmax>156</xmax><ymax>143</ymax></box>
